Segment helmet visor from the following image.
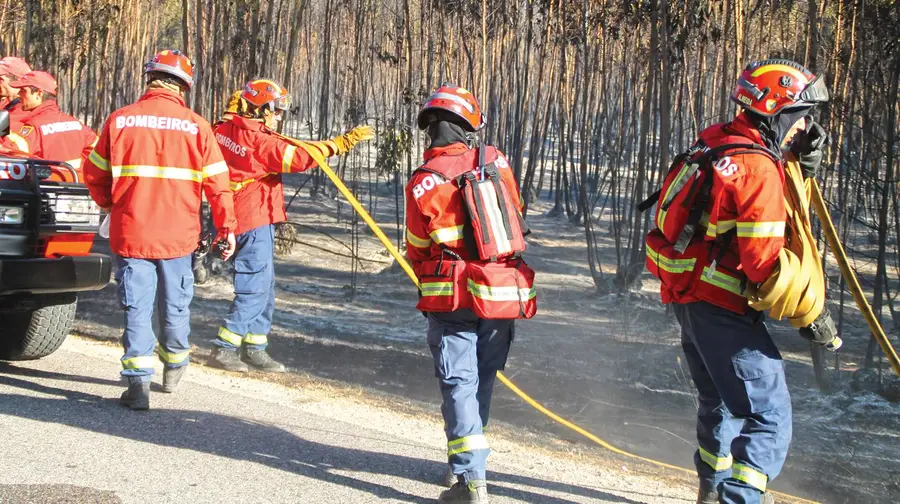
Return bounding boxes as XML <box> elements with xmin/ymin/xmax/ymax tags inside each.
<box><xmin>275</xmin><ymin>93</ymin><xmax>292</xmax><ymax>112</ymax></box>
<box><xmin>798</xmin><ymin>76</ymin><xmax>829</xmax><ymax>104</ymax></box>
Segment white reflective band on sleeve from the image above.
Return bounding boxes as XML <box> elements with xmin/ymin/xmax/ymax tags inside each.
<box><xmin>282</xmin><ymin>145</ymin><xmax>297</xmax><ymax>173</ymax></box>
<box><xmin>430</xmin><ymin>225</ymin><xmax>465</xmax><ymax>244</ymax></box>
<box><xmin>112</xmin><ymin>165</ymin><xmax>203</xmax><ymax>182</ymax></box>
<box><xmin>88</xmin><ymin>150</ymin><xmax>110</xmax><ymax>171</ymax></box>
<box><xmin>406</xmin><ymin>229</ymin><xmax>432</xmax><ymax>248</ymax></box>
<box><xmin>157</xmin><ymin>348</ymin><xmax>190</xmax><ymax>364</ymax></box>
<box><xmin>447</xmin><ymin>434</ymin><xmax>489</xmax><ymax>456</ymax></box>
<box><xmin>698</xmin><ymin>447</ymin><xmax>733</xmax><ymax>471</ymax></box>
<box><xmin>6</xmin><ymin>133</ymin><xmax>29</xmax><ymax>153</ymax></box>
<box><xmin>203</xmin><ymin>160</ymin><xmax>229</xmax><ymax>178</ymax></box>
<box><xmin>217</xmin><ymin>326</ymin><xmax>244</xmax><ymax>346</ymax></box>
<box><xmin>705</xmin><ymin>219</ymin><xmax>737</xmax><ymax>238</ymax></box>
<box><xmin>736</xmin><ymin>221</ymin><xmax>786</xmax><ymax>238</ymax></box>
<box><xmin>243</xmin><ymin>333</ymin><xmax>268</xmax><ymax>346</ymax></box>
<box><xmin>732</xmin><ymin>463</ymin><xmax>768</xmax><ymax>492</ymax></box>
<box><xmin>121</xmin><ymin>355</ymin><xmax>157</xmax><ymax>370</ymax></box>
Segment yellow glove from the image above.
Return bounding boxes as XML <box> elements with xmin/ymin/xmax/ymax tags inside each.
<box><xmin>332</xmin><ymin>125</ymin><xmax>375</xmax><ymax>155</ymax></box>
<box><xmin>225</xmin><ymin>90</ymin><xmax>243</xmax><ymax>114</ymax></box>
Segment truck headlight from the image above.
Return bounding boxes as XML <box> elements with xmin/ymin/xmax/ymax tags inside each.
<box><xmin>0</xmin><ymin>206</ymin><xmax>24</xmax><ymax>224</ymax></box>
<box><xmin>52</xmin><ymin>195</ymin><xmax>100</xmax><ymax>226</ymax></box>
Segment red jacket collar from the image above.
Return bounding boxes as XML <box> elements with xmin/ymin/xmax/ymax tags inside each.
<box><xmin>726</xmin><ymin>112</ymin><xmax>766</xmax><ymax>145</ymax></box>
<box><xmin>18</xmin><ymin>100</ymin><xmax>59</xmax><ymax>123</ymax></box>
<box><xmin>139</xmin><ymin>88</ymin><xmax>186</xmax><ymax>107</ymax></box>
<box><xmin>423</xmin><ymin>142</ymin><xmax>470</xmax><ymax>162</ymax></box>
<box><xmin>230</xmin><ymin>115</ymin><xmax>267</xmax><ymax>132</ymax></box>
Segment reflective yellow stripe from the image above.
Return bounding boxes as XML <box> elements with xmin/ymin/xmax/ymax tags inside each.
<box><xmin>700</xmin><ymin>267</ymin><xmax>746</xmax><ymax>297</ymax></box>
<box><xmin>6</xmin><ymin>133</ymin><xmax>28</xmax><ymax>153</ymax></box>
<box><xmin>733</xmin><ymin>463</ymin><xmax>767</xmax><ymax>492</ymax></box>
<box><xmin>705</xmin><ymin>219</ymin><xmax>737</xmax><ymax>238</ymax></box>
<box><xmin>645</xmin><ymin>244</ymin><xmax>696</xmax><ymax>274</ymax></box>
<box><xmin>112</xmin><ymin>165</ymin><xmax>203</xmax><ymax>182</ymax></box>
<box><xmin>282</xmin><ymin>145</ymin><xmax>297</xmax><ymax>173</ymax></box>
<box><xmin>230</xmin><ymin>173</ymin><xmax>276</xmax><ymax>192</ymax></box>
<box><xmin>420</xmin><ymin>282</ymin><xmax>453</xmax><ymax>297</ymax></box>
<box><xmin>698</xmin><ymin>447</ymin><xmax>733</xmax><ymax>471</ymax></box>
<box><xmin>750</xmin><ymin>64</ymin><xmax>807</xmax><ymax>83</ymax></box>
<box><xmin>447</xmin><ymin>434</ymin><xmax>489</xmax><ymax>456</ymax></box>
<box><xmin>657</xmin><ymin>162</ymin><xmax>697</xmax><ymax>230</ymax></box>
<box><xmin>244</xmin><ymin>333</ymin><xmax>268</xmax><ymax>345</ymax></box>
<box><xmin>217</xmin><ymin>326</ymin><xmax>244</xmax><ymax>346</ymax></box>
<box><xmin>467</xmin><ymin>279</ymin><xmax>535</xmax><ymax>302</ymax></box>
<box><xmin>202</xmin><ymin>160</ymin><xmax>229</xmax><ymax>178</ymax></box>
<box><xmin>430</xmin><ymin>225</ymin><xmax>465</xmax><ymax>244</ymax></box>
<box><xmin>736</xmin><ymin>221</ymin><xmax>785</xmax><ymax>238</ymax></box>
<box><xmin>406</xmin><ymin>229</ymin><xmax>432</xmax><ymax>248</ymax></box>
<box><xmin>121</xmin><ymin>355</ymin><xmax>157</xmax><ymax>370</ymax></box>
<box><xmin>157</xmin><ymin>348</ymin><xmax>190</xmax><ymax>364</ymax></box>
<box><xmin>88</xmin><ymin>149</ymin><xmax>109</xmax><ymax>171</ymax></box>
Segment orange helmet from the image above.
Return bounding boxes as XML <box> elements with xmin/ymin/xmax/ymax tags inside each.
<box><xmin>417</xmin><ymin>84</ymin><xmax>484</xmax><ymax>132</ymax></box>
<box><xmin>240</xmin><ymin>79</ymin><xmax>291</xmax><ymax>113</ymax></box>
<box><xmin>144</xmin><ymin>49</ymin><xmax>194</xmax><ymax>89</ymax></box>
<box><xmin>731</xmin><ymin>59</ymin><xmax>828</xmax><ymax>117</ymax></box>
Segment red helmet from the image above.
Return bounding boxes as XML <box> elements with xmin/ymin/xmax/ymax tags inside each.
<box><xmin>144</xmin><ymin>49</ymin><xmax>194</xmax><ymax>89</ymax></box>
<box><xmin>731</xmin><ymin>59</ymin><xmax>828</xmax><ymax>116</ymax></box>
<box><xmin>417</xmin><ymin>84</ymin><xmax>484</xmax><ymax>132</ymax></box>
<box><xmin>240</xmin><ymin>79</ymin><xmax>291</xmax><ymax>112</ymax></box>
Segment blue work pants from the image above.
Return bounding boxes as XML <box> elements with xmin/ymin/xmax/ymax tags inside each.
<box><xmin>427</xmin><ymin>309</ymin><xmax>514</xmax><ymax>484</ymax></box>
<box><xmin>674</xmin><ymin>301</ymin><xmax>792</xmax><ymax>504</ymax></box>
<box><xmin>216</xmin><ymin>224</ymin><xmax>276</xmax><ymax>351</ymax></box>
<box><xmin>116</xmin><ymin>255</ymin><xmax>194</xmax><ymax>382</ymax></box>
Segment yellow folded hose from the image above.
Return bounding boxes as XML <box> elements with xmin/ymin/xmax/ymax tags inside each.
<box><xmin>747</xmin><ymin>159</ymin><xmax>825</xmax><ymax>327</ymax></box>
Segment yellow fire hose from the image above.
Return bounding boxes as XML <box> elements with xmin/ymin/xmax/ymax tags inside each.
<box><xmin>273</xmin><ymin>132</ymin><xmax>826</xmax><ymax>503</ymax></box>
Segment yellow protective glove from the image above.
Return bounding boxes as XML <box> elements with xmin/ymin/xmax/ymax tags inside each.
<box><xmin>332</xmin><ymin>125</ymin><xmax>374</xmax><ymax>155</ymax></box>
<box><xmin>225</xmin><ymin>90</ymin><xmax>243</xmax><ymax>114</ymax></box>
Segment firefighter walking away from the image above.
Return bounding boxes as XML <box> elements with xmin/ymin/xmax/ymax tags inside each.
<box><xmin>83</xmin><ymin>49</ymin><xmax>237</xmax><ymax>411</ymax></box>
<box><xmin>643</xmin><ymin>59</ymin><xmax>836</xmax><ymax>504</ymax></box>
<box><xmin>406</xmin><ymin>84</ymin><xmax>537</xmax><ymax>503</ymax></box>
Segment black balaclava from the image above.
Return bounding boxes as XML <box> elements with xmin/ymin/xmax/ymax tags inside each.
<box><xmin>749</xmin><ymin>106</ymin><xmax>812</xmax><ymax>152</ymax></box>
<box><xmin>426</xmin><ymin>120</ymin><xmax>469</xmax><ymax>150</ymax></box>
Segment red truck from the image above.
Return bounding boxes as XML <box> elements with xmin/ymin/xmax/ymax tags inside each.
<box><xmin>0</xmin><ymin>110</ymin><xmax>111</xmax><ymax>360</ymax></box>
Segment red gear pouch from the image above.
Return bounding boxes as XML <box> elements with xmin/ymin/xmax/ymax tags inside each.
<box><xmin>645</xmin><ymin>228</ymin><xmax>707</xmax><ymax>295</ymax></box>
<box><xmin>459</xmin><ymin>163</ymin><xmax>526</xmax><ymax>262</ymax></box>
<box><xmin>415</xmin><ymin>258</ymin><xmax>469</xmax><ymax>313</ymax></box>
<box><xmin>466</xmin><ymin>259</ymin><xmax>536</xmax><ymax>320</ymax></box>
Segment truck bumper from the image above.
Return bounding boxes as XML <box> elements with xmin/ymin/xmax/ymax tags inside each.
<box><xmin>0</xmin><ymin>254</ymin><xmax>112</xmax><ymax>295</ymax></box>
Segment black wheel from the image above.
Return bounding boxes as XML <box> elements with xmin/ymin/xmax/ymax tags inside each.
<box><xmin>0</xmin><ymin>294</ymin><xmax>77</xmax><ymax>360</ymax></box>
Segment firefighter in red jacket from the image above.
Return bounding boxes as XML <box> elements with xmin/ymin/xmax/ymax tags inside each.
<box><xmin>645</xmin><ymin>60</ymin><xmax>834</xmax><ymax>504</ymax></box>
<box><xmin>207</xmin><ymin>79</ymin><xmax>372</xmax><ymax>372</ymax></box>
<box><xmin>406</xmin><ymin>84</ymin><xmax>536</xmax><ymax>504</ymax></box>
<box><xmin>0</xmin><ymin>56</ymin><xmax>30</xmax><ymax>128</ymax></box>
<box><xmin>84</xmin><ymin>50</ymin><xmax>237</xmax><ymax>411</ymax></box>
<box><xmin>2</xmin><ymin>70</ymin><xmax>97</xmax><ymax>181</ymax></box>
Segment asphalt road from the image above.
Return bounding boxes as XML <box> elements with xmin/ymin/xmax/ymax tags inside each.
<box><xmin>0</xmin><ymin>337</ymin><xmax>695</xmax><ymax>504</ymax></box>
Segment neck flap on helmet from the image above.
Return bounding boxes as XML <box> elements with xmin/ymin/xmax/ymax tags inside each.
<box><xmin>750</xmin><ymin>106</ymin><xmax>812</xmax><ymax>152</ymax></box>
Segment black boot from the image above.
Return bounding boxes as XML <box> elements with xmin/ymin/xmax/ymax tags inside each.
<box><xmin>207</xmin><ymin>347</ymin><xmax>249</xmax><ymax>372</ymax></box>
<box><xmin>162</xmin><ymin>366</ymin><xmax>187</xmax><ymax>393</ymax></box>
<box><xmin>438</xmin><ymin>480</ymin><xmax>488</xmax><ymax>503</ymax></box>
<box><xmin>243</xmin><ymin>348</ymin><xmax>286</xmax><ymax>373</ymax></box>
<box><xmin>440</xmin><ymin>466</ymin><xmax>456</xmax><ymax>487</ymax></box>
<box><xmin>696</xmin><ymin>490</ymin><xmax>718</xmax><ymax>504</ymax></box>
<box><xmin>119</xmin><ymin>379</ymin><xmax>150</xmax><ymax>410</ymax></box>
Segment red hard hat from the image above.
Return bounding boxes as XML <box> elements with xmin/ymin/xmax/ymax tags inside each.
<box><xmin>9</xmin><ymin>71</ymin><xmax>58</xmax><ymax>95</ymax></box>
<box><xmin>417</xmin><ymin>84</ymin><xmax>484</xmax><ymax>132</ymax></box>
<box><xmin>144</xmin><ymin>49</ymin><xmax>194</xmax><ymax>89</ymax></box>
<box><xmin>731</xmin><ymin>59</ymin><xmax>828</xmax><ymax>116</ymax></box>
<box><xmin>241</xmin><ymin>79</ymin><xmax>291</xmax><ymax>112</ymax></box>
<box><xmin>0</xmin><ymin>56</ymin><xmax>31</xmax><ymax>78</ymax></box>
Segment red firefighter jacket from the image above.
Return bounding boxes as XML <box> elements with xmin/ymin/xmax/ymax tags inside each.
<box><xmin>647</xmin><ymin>113</ymin><xmax>786</xmax><ymax>314</ymax></box>
<box><xmin>83</xmin><ymin>88</ymin><xmax>236</xmax><ymax>259</ymax></box>
<box><xmin>2</xmin><ymin>101</ymin><xmax>97</xmax><ymax>181</ymax></box>
<box><xmin>213</xmin><ymin>116</ymin><xmax>329</xmax><ymax>236</ymax></box>
<box><xmin>405</xmin><ymin>143</ymin><xmax>536</xmax><ymax>319</ymax></box>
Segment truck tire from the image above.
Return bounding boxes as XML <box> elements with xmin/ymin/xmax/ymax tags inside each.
<box><xmin>0</xmin><ymin>294</ymin><xmax>77</xmax><ymax>361</ymax></box>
